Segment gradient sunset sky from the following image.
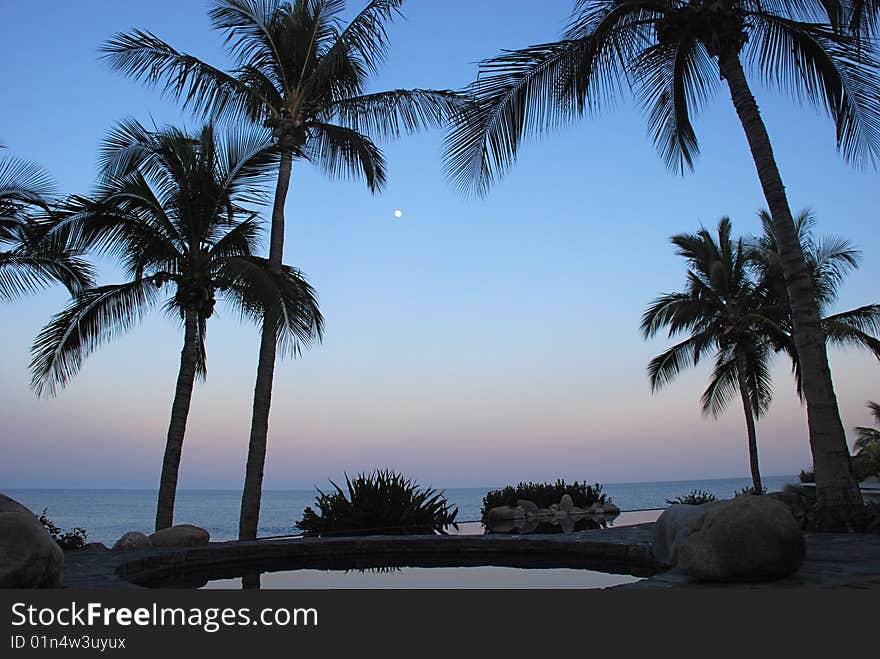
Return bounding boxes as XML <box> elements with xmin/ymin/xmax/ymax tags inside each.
<box><xmin>1</xmin><ymin>0</ymin><xmax>877</xmax><ymax>490</ymax></box>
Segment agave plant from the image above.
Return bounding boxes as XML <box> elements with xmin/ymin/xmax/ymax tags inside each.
<box><xmin>297</xmin><ymin>469</ymin><xmax>459</xmax><ymax>536</ymax></box>
<box><xmin>665</xmin><ymin>489</ymin><xmax>718</xmax><ymax>505</ymax></box>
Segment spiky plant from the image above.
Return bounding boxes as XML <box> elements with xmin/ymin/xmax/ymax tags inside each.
<box><xmin>297</xmin><ymin>469</ymin><xmax>459</xmax><ymax>536</ymax></box>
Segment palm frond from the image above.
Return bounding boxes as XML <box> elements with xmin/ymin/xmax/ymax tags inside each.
<box><xmin>0</xmin><ymin>250</ymin><xmax>93</xmax><ymax>300</ymax></box>
<box><xmin>854</xmin><ymin>426</ymin><xmax>880</xmax><ymax>453</ymax></box>
<box><xmin>30</xmin><ymin>279</ymin><xmax>161</xmax><ymax>397</ymax></box>
<box><xmin>100</xmin><ymin>29</ymin><xmax>256</xmax><ymax>122</ymax></box>
<box><xmin>304</xmin><ymin>122</ymin><xmax>386</xmax><ymax>192</ymax></box>
<box><xmin>0</xmin><ymin>155</ymin><xmax>56</xmax><ymax>208</ymax></box>
<box><xmin>327</xmin><ymin>89</ymin><xmax>468</xmax><ymax>141</ymax></box>
<box><xmin>701</xmin><ymin>349</ymin><xmax>738</xmax><ymax>417</ymax></box>
<box><xmin>443</xmin><ymin>38</ymin><xmax>614</xmax><ymax>197</ymax></box>
<box><xmin>634</xmin><ymin>39</ymin><xmax>718</xmax><ymax>172</ymax></box>
<box><xmin>647</xmin><ymin>331</ymin><xmax>713</xmax><ymax>391</ymax></box>
<box><xmin>216</xmin><ymin>255</ymin><xmax>323</xmax><ymax>357</ymax></box>
<box><xmin>822</xmin><ymin>307</ymin><xmax>880</xmax><ymax>359</ymax></box>
<box><xmin>745</xmin><ymin>14</ymin><xmax>880</xmax><ymax>167</ymax></box>
<box><xmin>329</xmin><ymin>0</ymin><xmax>403</xmax><ymax>76</ymax></box>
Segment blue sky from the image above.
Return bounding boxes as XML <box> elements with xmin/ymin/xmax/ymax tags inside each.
<box><xmin>1</xmin><ymin>0</ymin><xmax>878</xmax><ymax>490</ymax></box>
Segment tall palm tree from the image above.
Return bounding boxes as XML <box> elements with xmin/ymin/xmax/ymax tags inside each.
<box><xmin>750</xmin><ymin>209</ymin><xmax>880</xmax><ymax>396</ymax></box>
<box><xmin>0</xmin><ymin>155</ymin><xmax>92</xmax><ymax>300</ymax></box>
<box><xmin>444</xmin><ymin>0</ymin><xmax>880</xmax><ymax>511</ymax></box>
<box><xmin>101</xmin><ymin>0</ymin><xmax>465</xmax><ymax>538</ymax></box>
<box><xmin>854</xmin><ymin>401</ymin><xmax>880</xmax><ymax>455</ymax></box>
<box><xmin>642</xmin><ymin>218</ymin><xmax>776</xmax><ymax>492</ymax></box>
<box><xmin>30</xmin><ymin>120</ymin><xmax>323</xmax><ymax>531</ymax></box>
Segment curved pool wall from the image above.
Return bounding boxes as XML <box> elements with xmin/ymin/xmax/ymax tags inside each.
<box><xmin>119</xmin><ymin>527</ymin><xmax>657</xmax><ymax>589</ymax></box>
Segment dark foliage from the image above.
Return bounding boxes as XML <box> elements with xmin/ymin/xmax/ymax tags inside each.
<box><xmin>480</xmin><ymin>479</ymin><xmax>608</xmax><ymax>521</ymax></box>
<box><xmin>38</xmin><ymin>509</ymin><xmax>88</xmax><ymax>550</ymax></box>
<box><xmin>799</xmin><ymin>467</ymin><xmax>816</xmax><ymax>483</ymax></box>
<box><xmin>665</xmin><ymin>489</ymin><xmax>717</xmax><ymax>505</ymax></box>
<box><xmin>735</xmin><ymin>486</ymin><xmax>768</xmax><ymax>496</ymax></box>
<box><xmin>297</xmin><ymin>469</ymin><xmax>459</xmax><ymax>537</ymax></box>
<box><xmin>853</xmin><ymin>452</ymin><xmax>880</xmax><ymax>481</ymax></box>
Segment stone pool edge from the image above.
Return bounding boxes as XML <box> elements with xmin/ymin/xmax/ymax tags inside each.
<box><xmin>63</xmin><ymin>522</ymin><xmax>657</xmax><ymax>589</ymax></box>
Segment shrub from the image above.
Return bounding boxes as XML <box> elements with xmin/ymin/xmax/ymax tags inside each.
<box><xmin>853</xmin><ymin>449</ymin><xmax>880</xmax><ymax>481</ymax></box>
<box><xmin>784</xmin><ymin>483</ymin><xmax>808</xmax><ymax>495</ymax></box>
<box><xmin>296</xmin><ymin>470</ymin><xmax>459</xmax><ymax>537</ymax></box>
<box><xmin>799</xmin><ymin>468</ymin><xmax>815</xmax><ymax>483</ymax></box>
<box><xmin>801</xmin><ymin>454</ymin><xmax>878</xmax><ymax>485</ymax></box>
<box><xmin>665</xmin><ymin>489</ymin><xmax>717</xmax><ymax>505</ymax></box>
<box><xmin>38</xmin><ymin>509</ymin><xmax>88</xmax><ymax>550</ymax></box>
<box><xmin>734</xmin><ymin>486</ymin><xmax>767</xmax><ymax>496</ymax></box>
<box><xmin>480</xmin><ymin>480</ymin><xmax>609</xmax><ymax>522</ymax></box>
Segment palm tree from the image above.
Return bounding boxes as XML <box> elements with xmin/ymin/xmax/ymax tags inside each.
<box><xmin>854</xmin><ymin>401</ymin><xmax>880</xmax><ymax>455</ymax></box>
<box><xmin>101</xmin><ymin>0</ymin><xmax>465</xmax><ymax>538</ymax></box>
<box><xmin>30</xmin><ymin>120</ymin><xmax>323</xmax><ymax>531</ymax></box>
<box><xmin>444</xmin><ymin>0</ymin><xmax>880</xmax><ymax>512</ymax></box>
<box><xmin>0</xmin><ymin>155</ymin><xmax>92</xmax><ymax>300</ymax></box>
<box><xmin>642</xmin><ymin>218</ymin><xmax>776</xmax><ymax>493</ymax></box>
<box><xmin>750</xmin><ymin>209</ymin><xmax>880</xmax><ymax>396</ymax></box>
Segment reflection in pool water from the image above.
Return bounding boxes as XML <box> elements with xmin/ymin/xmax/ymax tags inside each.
<box><xmin>204</xmin><ymin>566</ymin><xmax>642</xmax><ymax>589</ymax></box>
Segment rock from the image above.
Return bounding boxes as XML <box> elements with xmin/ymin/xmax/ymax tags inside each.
<box><xmin>517</xmin><ymin>500</ymin><xmax>539</xmax><ymax>516</ymax></box>
<box><xmin>0</xmin><ymin>511</ymin><xmax>64</xmax><ymax>588</ymax></box>
<box><xmin>677</xmin><ymin>496</ymin><xmax>805</xmax><ymax>582</ymax></box>
<box><xmin>559</xmin><ymin>495</ymin><xmax>574</xmax><ymax>512</ymax></box>
<box><xmin>82</xmin><ymin>542</ymin><xmax>110</xmax><ymax>552</ymax></box>
<box><xmin>485</xmin><ymin>506</ymin><xmax>518</xmax><ymax>533</ymax></box>
<box><xmin>149</xmin><ymin>524</ymin><xmax>210</xmax><ymax>548</ymax></box>
<box><xmin>603</xmin><ymin>502</ymin><xmax>621</xmax><ymax>515</ymax></box>
<box><xmin>112</xmin><ymin>531</ymin><xmax>152</xmax><ymax>552</ymax></box>
<box><xmin>767</xmin><ymin>490</ymin><xmax>808</xmax><ymax>529</ymax></box>
<box><xmin>486</xmin><ymin>505</ymin><xmax>515</xmax><ymax>522</ymax></box>
<box><xmin>0</xmin><ymin>493</ymin><xmax>36</xmax><ymax>517</ymax></box>
<box><xmin>652</xmin><ymin>503</ymin><xmax>709</xmax><ymax>567</ymax></box>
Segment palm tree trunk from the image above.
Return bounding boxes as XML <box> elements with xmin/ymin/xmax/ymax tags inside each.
<box><xmin>736</xmin><ymin>354</ymin><xmax>763</xmax><ymax>494</ymax></box>
<box><xmin>717</xmin><ymin>53</ymin><xmax>862</xmax><ymax>512</ymax></box>
<box><xmin>239</xmin><ymin>151</ymin><xmax>292</xmax><ymax>540</ymax></box>
<box><xmin>155</xmin><ymin>308</ymin><xmax>200</xmax><ymax>531</ymax></box>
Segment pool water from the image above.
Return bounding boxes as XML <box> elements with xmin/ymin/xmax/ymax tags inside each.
<box><xmin>202</xmin><ymin>566</ymin><xmax>642</xmax><ymax>589</ymax></box>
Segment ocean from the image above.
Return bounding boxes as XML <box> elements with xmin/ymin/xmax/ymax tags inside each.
<box><xmin>6</xmin><ymin>475</ymin><xmax>798</xmax><ymax>545</ymax></box>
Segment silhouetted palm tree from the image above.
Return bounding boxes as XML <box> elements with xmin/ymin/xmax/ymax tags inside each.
<box><xmin>30</xmin><ymin>121</ymin><xmax>323</xmax><ymax>531</ymax></box>
<box><xmin>750</xmin><ymin>209</ymin><xmax>880</xmax><ymax>396</ymax></box>
<box><xmin>854</xmin><ymin>401</ymin><xmax>880</xmax><ymax>455</ymax></box>
<box><xmin>102</xmin><ymin>0</ymin><xmax>464</xmax><ymax>538</ymax></box>
<box><xmin>0</xmin><ymin>155</ymin><xmax>92</xmax><ymax>299</ymax></box>
<box><xmin>642</xmin><ymin>218</ymin><xmax>775</xmax><ymax>492</ymax></box>
<box><xmin>444</xmin><ymin>0</ymin><xmax>880</xmax><ymax>510</ymax></box>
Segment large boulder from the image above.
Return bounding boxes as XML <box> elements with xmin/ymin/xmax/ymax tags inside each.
<box><xmin>767</xmin><ymin>490</ymin><xmax>809</xmax><ymax>529</ymax></box>
<box><xmin>677</xmin><ymin>496</ymin><xmax>805</xmax><ymax>582</ymax></box>
<box><xmin>112</xmin><ymin>532</ymin><xmax>152</xmax><ymax>552</ymax></box>
<box><xmin>0</xmin><ymin>493</ymin><xmax>36</xmax><ymax>517</ymax></box>
<box><xmin>652</xmin><ymin>504</ymin><xmax>710</xmax><ymax>567</ymax></box>
<box><xmin>0</xmin><ymin>495</ymin><xmax>64</xmax><ymax>588</ymax></box>
<box><xmin>149</xmin><ymin>524</ymin><xmax>210</xmax><ymax>548</ymax></box>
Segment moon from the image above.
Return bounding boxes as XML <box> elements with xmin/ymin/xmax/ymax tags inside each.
<box><xmin>393</xmin><ymin>209</ymin><xmax>403</xmax><ymax>218</ymax></box>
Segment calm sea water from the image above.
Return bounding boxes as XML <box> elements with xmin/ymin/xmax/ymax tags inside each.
<box><xmin>6</xmin><ymin>475</ymin><xmax>797</xmax><ymax>545</ymax></box>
